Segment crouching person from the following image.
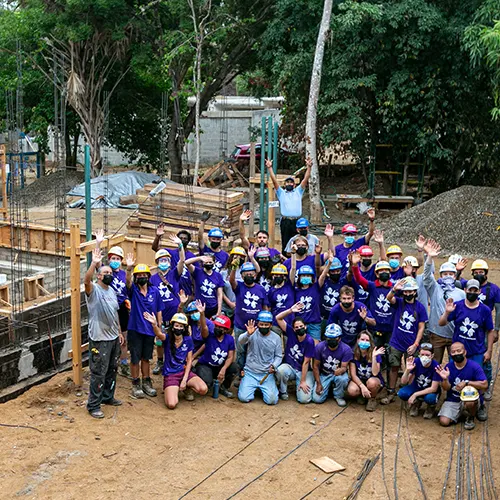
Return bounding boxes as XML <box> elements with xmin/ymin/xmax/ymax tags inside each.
<box><xmin>436</xmin><ymin>342</ymin><xmax>488</xmax><ymax>430</ymax></box>
<box><xmin>238</xmin><ymin>311</ymin><xmax>283</xmax><ymax>405</ymax></box>
<box><xmin>275</xmin><ymin>302</ymin><xmax>315</xmax><ymax>403</ymax></box>
<box><xmin>312</xmin><ymin>324</ymin><xmax>352</xmax><ymax>406</ymax></box>
<box><xmin>195</xmin><ymin>306</ymin><xmax>238</xmax><ymax>398</ymax></box>
<box><xmin>397</xmin><ymin>343</ymin><xmax>441</xmax><ymax>419</ymax></box>
<box><xmin>143</xmin><ymin>312</ymin><xmax>208</xmax><ymax>409</ymax></box>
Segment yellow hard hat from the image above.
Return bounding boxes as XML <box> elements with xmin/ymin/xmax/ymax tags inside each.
<box><xmin>171</xmin><ymin>313</ymin><xmax>188</xmax><ymax>326</ymax></box>
<box><xmin>108</xmin><ymin>246</ymin><xmax>124</xmax><ymax>259</ymax></box>
<box><xmin>387</xmin><ymin>245</ymin><xmax>403</xmax><ymax>256</ymax></box>
<box><xmin>155</xmin><ymin>249</ymin><xmax>171</xmax><ymax>261</ymax></box>
<box><xmin>460</xmin><ymin>385</ymin><xmax>479</xmax><ymax>402</ymax></box>
<box><xmin>230</xmin><ymin>246</ymin><xmax>246</xmax><ymax>257</ymax></box>
<box><xmin>133</xmin><ymin>264</ymin><xmax>151</xmax><ymax>275</ymax></box>
<box><xmin>403</xmin><ymin>256</ymin><xmax>419</xmax><ymax>267</ymax></box>
<box><xmin>471</xmin><ymin>259</ymin><xmax>488</xmax><ymax>271</ymax></box>
<box><xmin>271</xmin><ymin>264</ymin><xmax>288</xmax><ymax>275</ymax></box>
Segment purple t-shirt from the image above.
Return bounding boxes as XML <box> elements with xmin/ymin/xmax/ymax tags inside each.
<box><xmin>150</xmin><ymin>269</ymin><xmax>180</xmax><ymax>323</ymax></box>
<box><xmin>366</xmin><ymin>282</ymin><xmax>395</xmax><ymax>333</ymax></box>
<box><xmin>200</xmin><ymin>244</ymin><xmax>229</xmax><ymax>273</ymax></box>
<box><xmin>193</xmin><ymin>267</ymin><xmax>224</xmax><ymax>310</ymax></box>
<box><xmin>314</xmin><ymin>340</ymin><xmax>353</xmax><ymax>375</ymax></box>
<box><xmin>390</xmin><ymin>268</ymin><xmax>405</xmax><ymax>280</ymax></box>
<box><xmin>408</xmin><ymin>357</ymin><xmax>440</xmax><ymax>391</ymax></box>
<box><xmin>258</xmin><ymin>274</ymin><xmax>272</xmax><ymax>293</ymax></box>
<box><xmin>233</xmin><ymin>282</ymin><xmax>269</xmax><ymax>330</ymax></box>
<box><xmin>284</xmin><ymin>323</ymin><xmax>315</xmax><ymax>371</ymax></box>
<box><xmin>390</xmin><ymin>298</ymin><xmax>428</xmax><ymax>352</ymax></box>
<box><xmin>162</xmin><ymin>335</ymin><xmax>194</xmax><ymax>375</ymax></box>
<box><xmin>169</xmin><ymin>248</ymin><xmax>196</xmax><ymax>295</ymax></box>
<box><xmin>190</xmin><ymin>318</ymin><xmax>214</xmax><ymax>352</ymax></box>
<box><xmin>346</xmin><ymin>275</ymin><xmax>370</xmax><ymax>304</ymax></box>
<box><xmin>284</xmin><ymin>255</ymin><xmax>316</xmax><ymax>281</ymax></box>
<box><xmin>335</xmin><ymin>237</ymin><xmax>366</xmax><ymax>278</ymax></box>
<box><xmin>351</xmin><ymin>354</ymin><xmax>384</xmax><ymax>384</ymax></box>
<box><xmin>448</xmin><ymin>300</ymin><xmax>494</xmax><ymax>356</ymax></box>
<box><xmin>197</xmin><ymin>329</ymin><xmax>235</xmax><ymax>367</ymax></box>
<box><xmin>478</xmin><ymin>282</ymin><xmax>500</xmax><ymax>311</ymax></box>
<box><xmin>127</xmin><ymin>284</ymin><xmax>163</xmax><ymax>336</ymax></box>
<box><xmin>320</xmin><ymin>278</ymin><xmax>346</xmax><ymax>318</ymax></box>
<box><xmin>268</xmin><ymin>283</ymin><xmax>295</xmax><ymax>325</ymax></box>
<box><xmin>295</xmin><ymin>282</ymin><xmax>322</xmax><ymax>324</ymax></box>
<box><xmin>110</xmin><ymin>269</ymin><xmax>127</xmax><ymax>305</ymax></box>
<box><xmin>360</xmin><ymin>266</ymin><xmax>376</xmax><ymax>282</ymax></box>
<box><xmin>328</xmin><ymin>301</ymin><xmax>374</xmax><ymax>347</ymax></box>
<box><xmin>444</xmin><ymin>359</ymin><xmax>487</xmax><ymax>403</ymax></box>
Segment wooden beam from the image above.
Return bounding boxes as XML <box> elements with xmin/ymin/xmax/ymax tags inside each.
<box><xmin>65</xmin><ymin>233</ymin><xmax>126</xmax><ymax>257</ymax></box>
<box><xmin>68</xmin><ymin>342</ymin><xmax>89</xmax><ymax>359</ymax></box>
<box><xmin>268</xmin><ymin>187</ymin><xmax>276</xmax><ymax>248</ymax></box>
<box><xmin>70</xmin><ymin>222</ymin><xmax>83</xmax><ymax>386</ymax></box>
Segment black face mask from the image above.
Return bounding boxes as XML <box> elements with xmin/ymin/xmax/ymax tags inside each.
<box><xmin>404</xmin><ymin>293</ymin><xmax>416</xmax><ymax>302</ymax></box>
<box><xmin>296</xmin><ymin>247</ymin><xmax>307</xmax><ymax>256</ymax></box>
<box><xmin>243</xmin><ymin>276</ymin><xmax>255</xmax><ymax>285</ymax></box>
<box><xmin>285</xmin><ymin>184</ymin><xmax>294</xmax><ymax>191</ymax></box>
<box><xmin>203</xmin><ymin>264</ymin><xmax>214</xmax><ymax>271</ymax></box>
<box><xmin>214</xmin><ymin>327</ymin><xmax>225</xmax><ymax>338</ymax></box>
<box><xmin>329</xmin><ymin>273</ymin><xmax>340</xmax><ymax>283</ymax></box>
<box><xmin>210</xmin><ymin>241</ymin><xmax>221</xmax><ymax>249</ymax></box>
<box><xmin>451</xmin><ymin>353</ymin><xmax>465</xmax><ymax>363</ymax></box>
<box><xmin>272</xmin><ymin>276</ymin><xmax>285</xmax><ymax>285</ymax></box>
<box><xmin>258</xmin><ymin>259</ymin><xmax>270</xmax><ymax>269</ymax></box>
<box><xmin>295</xmin><ymin>327</ymin><xmax>306</xmax><ymax>336</ymax></box>
<box><xmin>102</xmin><ymin>275</ymin><xmax>113</xmax><ymax>286</ymax></box>
<box><xmin>135</xmin><ymin>277</ymin><xmax>148</xmax><ymax>286</ymax></box>
<box><xmin>259</xmin><ymin>327</ymin><xmax>270</xmax><ymax>335</ymax></box>
<box><xmin>379</xmin><ymin>272</ymin><xmax>390</xmax><ymax>282</ymax></box>
<box><xmin>179</xmin><ymin>238</ymin><xmax>189</xmax><ymax>248</ymax></box>
<box><xmin>473</xmin><ymin>274</ymin><xmax>487</xmax><ymax>285</ymax></box>
<box><xmin>467</xmin><ymin>293</ymin><xmax>478</xmax><ymax>303</ymax></box>
<box><xmin>341</xmin><ymin>301</ymin><xmax>352</xmax><ymax>309</ymax></box>
<box><xmin>173</xmin><ymin>328</ymin><xmax>185</xmax><ymax>337</ymax></box>
<box><xmin>298</xmin><ymin>229</ymin><xmax>308</xmax><ymax>236</ymax></box>
<box><xmin>327</xmin><ymin>339</ymin><xmax>340</xmax><ymax>349</ymax></box>
<box><xmin>362</xmin><ymin>259</ymin><xmax>372</xmax><ymax>268</ymax></box>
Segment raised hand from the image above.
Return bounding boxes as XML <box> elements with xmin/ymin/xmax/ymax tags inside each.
<box><xmin>324</xmin><ymin>224</ymin><xmax>334</xmax><ymax>238</ymax></box>
<box><xmin>156</xmin><ymin>223</ymin><xmax>166</xmax><ymax>236</ymax></box>
<box><xmin>373</xmin><ymin>229</ymin><xmax>384</xmax><ymax>244</ymax></box>
<box><xmin>445</xmin><ymin>297</ymin><xmax>456</xmax><ymax>313</ymax></box>
<box><xmin>195</xmin><ymin>299</ymin><xmax>206</xmax><ymax>314</ymax></box>
<box><xmin>415</xmin><ymin>234</ymin><xmax>426</xmax><ymax>251</ymax></box>
<box><xmin>456</xmin><ymin>258</ymin><xmax>468</xmax><ymax>272</ymax></box>
<box><xmin>178</xmin><ymin>290</ymin><xmax>189</xmax><ymax>306</ymax></box>
<box><xmin>358</xmin><ymin>306</ymin><xmax>368</xmax><ymax>320</ymax></box>
<box><xmin>290</xmin><ymin>243</ymin><xmax>298</xmax><ymax>254</ymax></box>
<box><xmin>125</xmin><ymin>253</ymin><xmax>135</xmax><ymax>268</ymax></box>
<box><xmin>95</xmin><ymin>228</ymin><xmax>105</xmax><ymax>245</ymax></box>
<box><xmin>405</xmin><ymin>356</ymin><xmax>416</xmax><ymax>372</ymax></box>
<box><xmin>245</xmin><ymin>319</ymin><xmax>257</xmax><ymax>335</ymax></box>
<box><xmin>435</xmin><ymin>365</ymin><xmax>450</xmax><ymax>380</ymax></box>
<box><xmin>168</xmin><ymin>234</ymin><xmax>182</xmax><ymax>247</ymax></box>
<box><xmin>373</xmin><ymin>346</ymin><xmax>385</xmax><ymax>357</ymax></box>
<box><xmin>248</xmin><ymin>246</ymin><xmax>256</xmax><ymax>259</ymax></box>
<box><xmin>366</xmin><ymin>207</ymin><xmax>375</xmax><ymax>220</ymax></box>
<box><xmin>92</xmin><ymin>248</ymin><xmax>102</xmax><ymax>265</ymax></box>
<box><xmin>199</xmin><ymin>255</ymin><xmax>213</xmax><ymax>264</ymax></box>
<box><xmin>240</xmin><ymin>209</ymin><xmax>252</xmax><ymax>221</ymax></box>
<box><xmin>200</xmin><ymin>211</ymin><xmax>211</xmax><ymax>222</ymax></box>
<box><xmin>305</xmin><ymin>157</ymin><xmax>313</xmax><ymax>169</ymax></box>
<box><xmin>423</xmin><ymin>239</ymin><xmax>441</xmax><ymax>258</ymax></box>
<box><xmin>393</xmin><ymin>279</ymin><xmax>405</xmax><ymax>292</ymax></box>
<box><xmin>403</xmin><ymin>262</ymin><xmax>414</xmax><ymax>276</ymax></box>
<box><xmin>350</xmin><ymin>250</ymin><xmax>361</xmax><ymax>266</ymax></box>
<box><xmin>265</xmin><ymin>158</ymin><xmax>273</xmax><ymax>170</ymax></box>
<box><xmin>291</xmin><ymin>301</ymin><xmax>305</xmax><ymax>314</ymax></box>
<box><xmin>143</xmin><ymin>311</ymin><xmax>158</xmax><ymax>326</ymax></box>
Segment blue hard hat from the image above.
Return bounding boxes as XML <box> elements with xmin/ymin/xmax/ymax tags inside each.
<box><xmin>257</xmin><ymin>311</ymin><xmax>273</xmax><ymax>323</ymax></box>
<box><xmin>208</xmin><ymin>228</ymin><xmax>224</xmax><ymax>238</ymax></box>
<box><xmin>185</xmin><ymin>301</ymin><xmax>198</xmax><ymax>313</ymax></box>
<box><xmin>241</xmin><ymin>262</ymin><xmax>256</xmax><ymax>272</ymax></box>
<box><xmin>297</xmin><ymin>265</ymin><xmax>315</xmax><ymax>276</ymax></box>
<box><xmin>296</xmin><ymin>218</ymin><xmax>309</xmax><ymax>228</ymax></box>
<box><xmin>329</xmin><ymin>258</ymin><xmax>342</xmax><ymax>270</ymax></box>
<box><xmin>325</xmin><ymin>323</ymin><xmax>342</xmax><ymax>338</ymax></box>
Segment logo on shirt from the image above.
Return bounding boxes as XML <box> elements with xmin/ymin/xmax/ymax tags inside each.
<box><xmin>259</xmin><ymin>276</ymin><xmax>271</xmax><ymax>292</ymax></box>
<box><xmin>417</xmin><ymin>374</ymin><xmax>431</xmax><ymax>388</ymax></box>
<box><xmin>300</xmin><ymin>295</ymin><xmax>313</xmax><ymax>311</ymax></box>
<box><xmin>243</xmin><ymin>291</ymin><xmax>260</xmax><ymax>309</ymax></box>
<box><xmin>452</xmin><ymin>376</ymin><xmax>463</xmax><ymax>394</ymax></box>
<box><xmin>211</xmin><ymin>347</ymin><xmax>228</xmax><ymax>365</ymax></box>
<box><xmin>201</xmin><ymin>278</ymin><xmax>216</xmax><ymax>296</ymax></box>
<box><xmin>324</xmin><ymin>356</ymin><xmax>340</xmax><ymax>372</ymax></box>
<box><xmin>358</xmin><ymin>364</ymin><xmax>372</xmax><ymax>379</ymax></box>
<box><xmin>157</xmin><ymin>283</ymin><xmax>172</xmax><ymax>300</ymax></box>
<box><xmin>276</xmin><ymin>293</ymin><xmax>289</xmax><ymax>309</ymax></box>
<box><xmin>357</xmin><ymin>286</ymin><xmax>368</xmax><ymax>298</ymax></box>
<box><xmin>479</xmin><ymin>293</ymin><xmax>486</xmax><ymax>303</ymax></box>
<box><xmin>459</xmin><ymin>317</ymin><xmax>478</xmax><ymax>338</ymax></box>
<box><xmin>400</xmin><ymin>311</ymin><xmax>416</xmax><ymax>331</ymax></box>
<box><xmin>376</xmin><ymin>294</ymin><xmax>390</xmax><ymax>312</ymax></box>
<box><xmin>324</xmin><ymin>287</ymin><xmax>339</xmax><ymax>307</ymax></box>
<box><xmin>289</xmin><ymin>344</ymin><xmax>303</xmax><ymax>361</ymax></box>
<box><xmin>112</xmin><ymin>277</ymin><xmax>126</xmax><ymax>295</ymax></box>
<box><xmin>342</xmin><ymin>320</ymin><xmax>358</xmax><ymax>335</ymax></box>
<box><xmin>213</xmin><ymin>261</ymin><xmax>223</xmax><ymax>273</ymax></box>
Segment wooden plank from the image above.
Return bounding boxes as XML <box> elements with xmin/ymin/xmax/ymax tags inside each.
<box><xmin>70</xmin><ymin>223</ymin><xmax>82</xmax><ymax>386</ymax></box>
<box><xmin>68</xmin><ymin>342</ymin><xmax>89</xmax><ymax>359</ymax></box>
<box><xmin>141</xmin><ymin>181</ymin><xmax>244</xmax><ymax>201</ymax></box>
<box><xmin>310</xmin><ymin>456</ymin><xmax>346</xmax><ymax>473</ymax></box>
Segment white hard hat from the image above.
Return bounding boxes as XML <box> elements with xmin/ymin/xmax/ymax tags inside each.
<box><xmin>439</xmin><ymin>262</ymin><xmax>456</xmax><ymax>274</ymax></box>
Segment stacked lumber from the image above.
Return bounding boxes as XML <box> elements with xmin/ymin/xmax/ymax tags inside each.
<box><xmin>198</xmin><ymin>161</ymin><xmax>247</xmax><ymax>189</ymax></box>
<box><xmin>127</xmin><ymin>182</ymin><xmax>244</xmax><ymax>241</ymax></box>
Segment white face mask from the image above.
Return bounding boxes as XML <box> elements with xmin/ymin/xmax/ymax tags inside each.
<box><xmin>420</xmin><ymin>355</ymin><xmax>432</xmax><ymax>367</ymax></box>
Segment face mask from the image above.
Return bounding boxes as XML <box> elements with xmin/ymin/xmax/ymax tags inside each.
<box><xmin>345</xmin><ymin>236</ymin><xmax>355</xmax><ymax>245</ymax></box>
<box><xmin>214</xmin><ymin>327</ymin><xmax>225</xmax><ymax>337</ymax></box>
<box><xmin>420</xmin><ymin>355</ymin><xmax>432</xmax><ymax>367</ymax></box>
<box><xmin>300</xmin><ymin>276</ymin><xmax>313</xmax><ymax>286</ymax></box>
<box><xmin>273</xmin><ymin>276</ymin><xmax>284</xmax><ymax>285</ymax></box>
<box><xmin>295</xmin><ymin>327</ymin><xmax>306</xmax><ymax>336</ymax></box>
<box><xmin>362</xmin><ymin>259</ymin><xmax>372</xmax><ymax>268</ymax></box>
<box><xmin>451</xmin><ymin>353</ymin><xmax>465</xmax><ymax>363</ymax></box>
<box><xmin>210</xmin><ymin>241</ymin><xmax>221</xmax><ymax>249</ymax></box>
<box><xmin>259</xmin><ymin>326</ymin><xmax>270</xmax><ymax>335</ymax></box>
<box><xmin>258</xmin><ymin>260</ymin><xmax>270</xmax><ymax>269</ymax></box>
<box><xmin>379</xmin><ymin>272</ymin><xmax>390</xmax><ymax>282</ymax></box>
<box><xmin>389</xmin><ymin>259</ymin><xmax>399</xmax><ymax>269</ymax></box>
<box><xmin>404</xmin><ymin>293</ymin><xmax>416</xmax><ymax>302</ymax></box>
<box><xmin>203</xmin><ymin>263</ymin><xmax>214</xmax><ymax>271</ymax></box>
<box><xmin>473</xmin><ymin>274</ymin><xmax>487</xmax><ymax>285</ymax></box>
<box><xmin>358</xmin><ymin>340</ymin><xmax>371</xmax><ymax>350</ymax></box>
<box><xmin>102</xmin><ymin>275</ymin><xmax>113</xmax><ymax>286</ymax></box>
<box><xmin>136</xmin><ymin>277</ymin><xmax>148</xmax><ymax>286</ymax></box>
<box><xmin>329</xmin><ymin>273</ymin><xmax>340</xmax><ymax>283</ymax></box>
<box><xmin>327</xmin><ymin>338</ymin><xmax>340</xmax><ymax>348</ymax></box>
<box><xmin>158</xmin><ymin>262</ymin><xmax>170</xmax><ymax>272</ymax></box>
<box><xmin>296</xmin><ymin>247</ymin><xmax>307</xmax><ymax>256</ymax></box>
<box><xmin>299</xmin><ymin>229</ymin><xmax>308</xmax><ymax>236</ymax></box>
<box><xmin>191</xmin><ymin>312</ymin><xmax>200</xmax><ymax>322</ymax></box>
<box><xmin>285</xmin><ymin>184</ymin><xmax>294</xmax><ymax>191</ymax></box>
<box><xmin>173</xmin><ymin>328</ymin><xmax>185</xmax><ymax>337</ymax></box>
<box><xmin>441</xmin><ymin>276</ymin><xmax>455</xmax><ymax>287</ymax></box>
<box><xmin>467</xmin><ymin>292</ymin><xmax>478</xmax><ymax>303</ymax></box>
<box><xmin>109</xmin><ymin>260</ymin><xmax>120</xmax><ymax>270</ymax></box>
<box><xmin>341</xmin><ymin>301</ymin><xmax>352</xmax><ymax>309</ymax></box>
<box><xmin>243</xmin><ymin>276</ymin><xmax>255</xmax><ymax>285</ymax></box>
<box><xmin>180</xmin><ymin>239</ymin><xmax>189</xmax><ymax>248</ymax></box>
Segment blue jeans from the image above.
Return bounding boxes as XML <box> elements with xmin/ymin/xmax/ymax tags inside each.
<box><xmin>307</xmin><ymin>323</ymin><xmax>321</xmax><ymax>341</ymax></box>
<box><xmin>234</xmin><ymin>327</ymin><xmax>247</xmax><ymax>371</ymax></box>
<box><xmin>238</xmin><ymin>369</ymin><xmax>279</xmax><ymax>405</ymax></box>
<box><xmin>468</xmin><ymin>353</ymin><xmax>492</xmax><ymax>385</ymax></box>
<box><xmin>397</xmin><ymin>384</ymin><xmax>439</xmax><ymax>406</ymax></box>
<box><xmin>312</xmin><ymin>372</ymin><xmax>349</xmax><ymax>403</ymax></box>
<box><xmin>276</xmin><ymin>364</ymin><xmax>314</xmax><ymax>404</ymax></box>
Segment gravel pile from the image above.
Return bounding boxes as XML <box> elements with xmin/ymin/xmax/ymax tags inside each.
<box><xmin>380</xmin><ymin>185</ymin><xmax>500</xmax><ymax>259</ymax></box>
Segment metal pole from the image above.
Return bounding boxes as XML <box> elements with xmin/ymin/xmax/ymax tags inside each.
<box><xmin>259</xmin><ymin>116</ymin><xmax>266</xmax><ymax>230</ymax></box>
<box><xmin>266</xmin><ymin>116</ymin><xmax>273</xmax><ymax>232</ymax></box>
<box><xmin>273</xmin><ymin>122</ymin><xmax>279</xmax><ymax>174</ymax></box>
<box><xmin>84</xmin><ymin>145</ymin><xmax>92</xmax><ymax>267</ymax></box>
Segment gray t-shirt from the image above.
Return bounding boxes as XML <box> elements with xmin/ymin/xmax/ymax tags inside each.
<box><xmin>86</xmin><ymin>283</ymin><xmax>120</xmax><ymax>341</ymax></box>
<box><xmin>239</xmin><ymin>330</ymin><xmax>283</xmax><ymax>374</ymax></box>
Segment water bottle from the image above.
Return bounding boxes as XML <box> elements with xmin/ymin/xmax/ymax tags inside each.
<box><xmin>212</xmin><ymin>380</ymin><xmax>220</xmax><ymax>399</ymax></box>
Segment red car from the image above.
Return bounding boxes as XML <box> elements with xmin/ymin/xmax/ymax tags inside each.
<box><xmin>230</xmin><ymin>143</ymin><xmax>293</xmax><ymax>169</ymax></box>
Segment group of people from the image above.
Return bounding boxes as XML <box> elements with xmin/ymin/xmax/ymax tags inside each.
<box><xmin>84</xmin><ymin>164</ymin><xmax>497</xmax><ymax>432</ymax></box>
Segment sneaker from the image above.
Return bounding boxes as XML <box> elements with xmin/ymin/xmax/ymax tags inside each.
<box><xmin>89</xmin><ymin>409</ymin><xmax>105</xmax><ymax>419</ymax></box>
<box><xmin>142</xmin><ymin>378</ymin><xmax>157</xmax><ymax>397</ymax></box>
<box><xmin>409</xmin><ymin>401</ymin><xmax>421</xmax><ymax>417</ymax></box>
<box><xmin>152</xmin><ymin>360</ymin><xmax>163</xmax><ymax>375</ymax></box>
<box><xmin>102</xmin><ymin>398</ymin><xmax>122</xmax><ymax>406</ymax></box>
<box><xmin>366</xmin><ymin>398</ymin><xmax>378</xmax><ymax>412</ymax></box>
<box><xmin>184</xmin><ymin>389</ymin><xmax>195</xmax><ymax>401</ymax></box>
<box><xmin>131</xmin><ymin>384</ymin><xmax>145</xmax><ymax>399</ymax></box>
<box><xmin>380</xmin><ymin>392</ymin><xmax>396</xmax><ymax>405</ymax></box>
<box><xmin>423</xmin><ymin>406</ymin><xmax>435</xmax><ymax>420</ymax></box>
<box><xmin>484</xmin><ymin>386</ymin><xmax>493</xmax><ymax>402</ymax></box>
<box><xmin>220</xmin><ymin>387</ymin><xmax>234</xmax><ymax>399</ymax></box>
<box><xmin>477</xmin><ymin>405</ymin><xmax>488</xmax><ymax>422</ymax></box>
<box><xmin>120</xmin><ymin>363</ymin><xmax>130</xmax><ymax>377</ymax></box>
<box><xmin>464</xmin><ymin>416</ymin><xmax>476</xmax><ymax>431</ymax></box>
<box><xmin>279</xmin><ymin>392</ymin><xmax>289</xmax><ymax>401</ymax></box>
<box><xmin>335</xmin><ymin>397</ymin><xmax>347</xmax><ymax>407</ymax></box>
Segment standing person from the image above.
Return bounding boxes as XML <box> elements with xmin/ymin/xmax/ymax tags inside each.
<box><xmin>125</xmin><ymin>255</ymin><xmax>163</xmax><ymax>399</ymax></box>
<box><xmin>239</xmin><ymin>209</ymin><xmax>281</xmax><ymax>259</ymax></box>
<box><xmin>184</xmin><ymin>300</ymin><xmax>213</xmax><ymax>356</ymax></box>
<box><xmin>265</xmin><ymin>157</ymin><xmax>312</xmax><ymax>253</ymax></box>
<box><xmin>198</xmin><ymin>213</ymin><xmax>229</xmax><ymax>272</ymax></box>
<box><xmin>144</xmin><ymin>312</ymin><xmax>208</xmax><ymax>409</ymax></box>
<box><xmin>436</xmin><ymin>342</ymin><xmax>488</xmax><ymax>430</ymax></box>
<box><xmin>312</xmin><ymin>323</ymin><xmax>353</xmax><ymax>406</ymax></box>
<box><xmin>283</xmin><ymin>237</ymin><xmax>318</xmax><ymax>279</ymax></box>
<box><xmin>284</xmin><ymin>218</ymin><xmax>320</xmax><ymax>255</ymax></box>
<box><xmin>268</xmin><ymin>264</ymin><xmax>296</xmax><ymax>335</ymax></box>
<box><xmin>397</xmin><ymin>344</ymin><xmax>441</xmax><ymax>419</ymax></box>
<box><xmin>85</xmin><ymin>249</ymin><xmax>124</xmax><ymax>418</ymax></box>
<box><xmin>275</xmin><ymin>303</ymin><xmax>315</xmax><ymax>403</ymax></box>
<box><xmin>254</xmin><ymin>247</ymin><xmax>273</xmax><ymax>292</ymax></box>
<box><xmin>320</xmin><ymin>257</ymin><xmax>346</xmax><ymax>331</ymax></box>
<box><xmin>237</xmin><ymin>312</ymin><xmax>283</xmax><ymax>405</ymax></box>
<box><xmin>385</xmin><ymin>245</ymin><xmax>405</xmax><ymax>280</ymax></box>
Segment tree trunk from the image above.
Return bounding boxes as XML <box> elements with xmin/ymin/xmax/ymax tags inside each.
<box><xmin>192</xmin><ymin>40</ymin><xmax>202</xmax><ymax>186</ymax></box>
<box><xmin>168</xmin><ymin>116</ymin><xmax>183</xmax><ymax>182</ymax></box>
<box><xmin>306</xmin><ymin>0</ymin><xmax>333</xmax><ymax>224</ymax></box>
